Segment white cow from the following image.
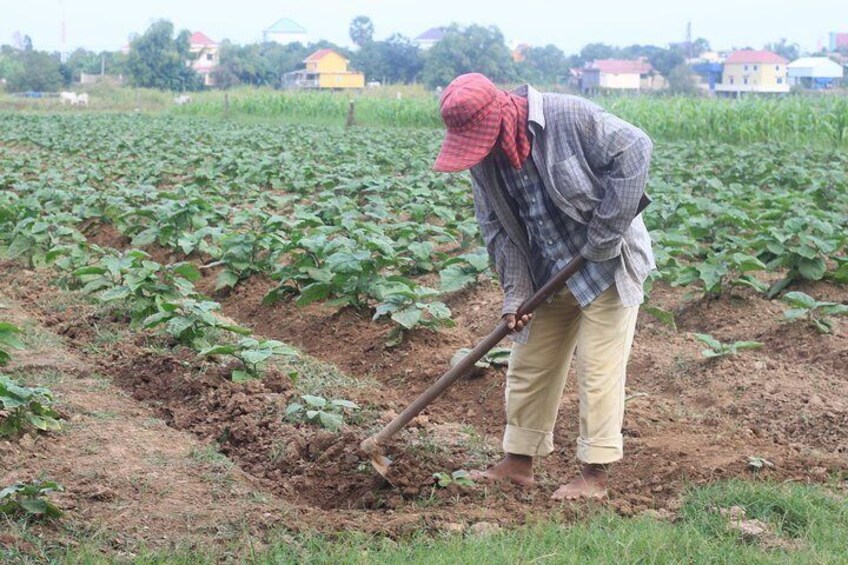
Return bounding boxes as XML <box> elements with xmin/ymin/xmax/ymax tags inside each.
<box><xmin>72</xmin><ymin>93</ymin><xmax>89</xmax><ymax>107</ymax></box>
<box><xmin>174</xmin><ymin>94</ymin><xmax>192</xmax><ymax>105</ymax></box>
<box><xmin>60</xmin><ymin>91</ymin><xmax>77</xmax><ymax>105</ymax></box>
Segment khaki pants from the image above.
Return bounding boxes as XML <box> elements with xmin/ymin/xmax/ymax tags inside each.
<box><xmin>503</xmin><ymin>285</ymin><xmax>639</xmax><ymax>464</ymax></box>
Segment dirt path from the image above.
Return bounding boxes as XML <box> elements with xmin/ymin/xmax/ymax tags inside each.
<box><xmin>0</xmin><ymin>286</ymin><xmax>282</xmax><ymax>553</ymax></box>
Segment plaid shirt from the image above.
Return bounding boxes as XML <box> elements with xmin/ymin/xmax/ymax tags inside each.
<box><xmin>471</xmin><ymin>85</ymin><xmax>655</xmax><ymax>343</ymax></box>
<box><xmin>494</xmin><ymin>151</ymin><xmax>617</xmax><ymax>308</ymax></box>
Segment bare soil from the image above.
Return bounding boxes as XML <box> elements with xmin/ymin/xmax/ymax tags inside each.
<box><xmin>2</xmin><ymin>260</ymin><xmax>846</xmax><ymax>548</ymax></box>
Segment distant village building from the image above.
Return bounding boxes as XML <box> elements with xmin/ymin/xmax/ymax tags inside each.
<box><xmin>283</xmin><ymin>48</ymin><xmax>365</xmax><ymax>90</ymax></box>
<box><xmin>190</xmin><ymin>32</ymin><xmax>219</xmax><ymax>87</ymax></box>
<box><xmin>512</xmin><ymin>43</ymin><xmax>530</xmax><ymax>63</ymax></box>
<box><xmin>263</xmin><ymin>18</ymin><xmax>308</xmax><ymax>45</ymax></box>
<box><xmin>581</xmin><ymin>59</ymin><xmax>664</xmax><ymax>92</ymax></box>
<box><xmin>715</xmin><ymin>50</ymin><xmax>789</xmax><ymax>95</ymax></box>
<box><xmin>414</xmin><ymin>27</ymin><xmax>447</xmax><ymax>50</ymax></box>
<box><xmin>787</xmin><ymin>57</ymin><xmax>844</xmax><ymax>89</ymax></box>
<box><xmin>829</xmin><ymin>32</ymin><xmax>848</xmax><ymax>52</ymax></box>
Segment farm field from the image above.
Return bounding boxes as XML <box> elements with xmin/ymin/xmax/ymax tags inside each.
<box><xmin>0</xmin><ymin>108</ymin><xmax>847</xmax><ymax>561</ymax></box>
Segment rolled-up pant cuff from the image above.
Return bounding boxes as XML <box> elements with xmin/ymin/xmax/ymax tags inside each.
<box><xmin>503</xmin><ymin>424</ymin><xmax>554</xmax><ymax>457</ymax></box>
<box><xmin>576</xmin><ymin>435</ymin><xmax>623</xmax><ymax>464</ymax></box>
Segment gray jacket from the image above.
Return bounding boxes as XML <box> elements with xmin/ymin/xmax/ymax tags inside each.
<box><xmin>470</xmin><ymin>85</ymin><xmax>655</xmax><ymax>326</ymax></box>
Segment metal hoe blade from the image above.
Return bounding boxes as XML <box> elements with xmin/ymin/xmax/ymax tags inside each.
<box><xmin>360</xmin><ymin>436</ymin><xmax>392</xmax><ymax>479</ymax></box>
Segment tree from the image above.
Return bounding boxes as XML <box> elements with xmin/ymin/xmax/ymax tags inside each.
<box><xmin>692</xmin><ymin>37</ymin><xmax>711</xmax><ymax>57</ymax></box>
<box><xmin>349</xmin><ymin>16</ymin><xmax>374</xmax><ymax>48</ymax></box>
<box><xmin>421</xmin><ymin>24</ymin><xmax>516</xmax><ymax>88</ymax></box>
<box><xmin>517</xmin><ymin>44</ymin><xmax>569</xmax><ymax>84</ymax></box>
<box><xmin>576</xmin><ymin>43</ymin><xmax>617</xmax><ymax>66</ymax></box>
<box><xmin>648</xmin><ymin>49</ymin><xmax>685</xmax><ymax>77</ymax></box>
<box><xmin>126</xmin><ymin>20</ymin><xmax>201</xmax><ymax>90</ymax></box>
<box><xmin>1</xmin><ymin>48</ymin><xmax>63</xmax><ymax>92</ymax></box>
<box><xmin>764</xmin><ymin>38</ymin><xmax>800</xmax><ymax>61</ymax></box>
<box><xmin>351</xmin><ymin>34</ymin><xmax>423</xmax><ymax>83</ymax></box>
<box><xmin>667</xmin><ymin>63</ymin><xmax>700</xmax><ymax>95</ymax></box>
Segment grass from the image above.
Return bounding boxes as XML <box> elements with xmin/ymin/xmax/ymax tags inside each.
<box><xmin>1</xmin><ymin>480</ymin><xmax>844</xmax><ymax>563</ymax></box>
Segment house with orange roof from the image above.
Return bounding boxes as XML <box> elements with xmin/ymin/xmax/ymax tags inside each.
<box><xmin>715</xmin><ymin>50</ymin><xmax>789</xmax><ymax>95</ymax></box>
<box><xmin>283</xmin><ymin>48</ymin><xmax>365</xmax><ymax>89</ymax></box>
<box><xmin>189</xmin><ymin>31</ymin><xmax>219</xmax><ymax>86</ymax></box>
<box><xmin>581</xmin><ymin>59</ymin><xmax>664</xmax><ymax>91</ymax></box>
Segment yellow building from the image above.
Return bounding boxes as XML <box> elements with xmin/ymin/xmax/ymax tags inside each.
<box><xmin>716</xmin><ymin>50</ymin><xmax>790</xmax><ymax>95</ymax></box>
<box><xmin>284</xmin><ymin>49</ymin><xmax>365</xmax><ymax>89</ymax></box>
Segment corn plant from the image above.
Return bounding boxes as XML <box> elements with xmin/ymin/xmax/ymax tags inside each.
<box><xmin>782</xmin><ymin>291</ymin><xmax>848</xmax><ymax>334</ymax></box>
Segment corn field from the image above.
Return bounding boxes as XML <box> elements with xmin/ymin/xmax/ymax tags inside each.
<box><xmin>172</xmin><ymin>89</ymin><xmax>848</xmax><ymax>147</ymax></box>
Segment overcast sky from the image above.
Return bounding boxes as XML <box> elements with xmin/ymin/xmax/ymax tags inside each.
<box><xmin>3</xmin><ymin>0</ymin><xmax>845</xmax><ymax>55</ymax></box>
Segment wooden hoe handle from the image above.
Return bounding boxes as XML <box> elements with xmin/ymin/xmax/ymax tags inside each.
<box><xmin>365</xmin><ymin>255</ymin><xmax>585</xmax><ymax>448</ymax></box>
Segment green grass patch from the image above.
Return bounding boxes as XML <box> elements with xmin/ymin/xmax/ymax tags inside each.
<box><xmin>4</xmin><ymin>480</ymin><xmax>844</xmax><ymax>564</ymax></box>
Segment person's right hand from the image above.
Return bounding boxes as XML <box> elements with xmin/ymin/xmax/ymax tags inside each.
<box><xmin>503</xmin><ymin>312</ymin><xmax>532</xmax><ymax>332</ymax></box>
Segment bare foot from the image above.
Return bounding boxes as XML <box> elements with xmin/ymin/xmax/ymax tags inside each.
<box><xmin>551</xmin><ymin>464</ymin><xmax>609</xmax><ymax>500</ymax></box>
<box><xmin>470</xmin><ymin>453</ymin><xmax>534</xmax><ymax>486</ymax></box>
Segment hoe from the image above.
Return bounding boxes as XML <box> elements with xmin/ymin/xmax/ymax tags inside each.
<box><xmin>360</xmin><ymin>195</ymin><xmax>649</xmax><ymax>478</ymax></box>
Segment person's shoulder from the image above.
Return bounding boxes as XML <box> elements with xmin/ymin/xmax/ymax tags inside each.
<box><xmin>541</xmin><ymin>92</ymin><xmax>601</xmax><ymax>112</ymax></box>
<box><xmin>539</xmin><ymin>92</ymin><xmax>602</xmax><ymax>128</ymax></box>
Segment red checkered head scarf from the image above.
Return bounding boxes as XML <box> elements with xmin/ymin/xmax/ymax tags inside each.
<box><xmin>433</xmin><ymin>73</ymin><xmax>531</xmax><ymax>173</ymax></box>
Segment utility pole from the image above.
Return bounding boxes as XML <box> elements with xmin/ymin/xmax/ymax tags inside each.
<box><xmin>686</xmin><ymin>20</ymin><xmax>693</xmax><ymax>60</ymax></box>
<box><xmin>101</xmin><ymin>54</ymin><xmax>105</xmax><ymax>76</ymax></box>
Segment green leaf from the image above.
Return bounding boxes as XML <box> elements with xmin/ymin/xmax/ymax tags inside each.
<box><xmin>732</xmin><ymin>341</ymin><xmax>762</xmax><ymax>351</ymax></box>
<box><xmin>643</xmin><ymin>306</ymin><xmax>677</xmax><ymax>331</ymax></box>
<box><xmin>813</xmin><ymin>318</ymin><xmax>833</xmax><ymax>334</ymax></box>
<box><xmin>200</xmin><ymin>344</ymin><xmax>237</xmax><ymax>356</ymax></box>
<box><xmin>215</xmin><ymin>269</ymin><xmax>240</xmax><ymax>290</ymax></box>
<box><xmin>302</xmin><ymin>395</ymin><xmax>327</xmax><ymax>408</ymax></box>
<box><xmin>131</xmin><ymin>227</ymin><xmax>158</xmax><ymax>247</ymax></box>
<box><xmin>425</xmin><ymin>301</ymin><xmax>452</xmax><ymax>321</ymax></box>
<box><xmin>820</xmin><ymin>304</ymin><xmax>848</xmax><ymax>317</ymax></box>
<box><xmin>782</xmin><ymin>291</ymin><xmax>817</xmax><ymax>309</ymax></box>
<box><xmin>240</xmin><ymin>350</ymin><xmax>273</xmax><ymax>366</ymax></box>
<box><xmin>217</xmin><ymin>324</ymin><xmax>252</xmax><ymax>336</ymax></box>
<box><xmin>172</xmin><ymin>263</ymin><xmax>202</xmax><ymax>282</ymax></box>
<box><xmin>391</xmin><ymin>307</ymin><xmax>422</xmax><ymax>330</ymax></box>
<box><xmin>296</xmin><ymin>282</ymin><xmax>331</xmax><ymax>307</ymax></box>
<box><xmin>318</xmin><ymin>411</ymin><xmax>344</xmax><ymax>431</ymax></box>
<box><xmin>100</xmin><ymin>285</ymin><xmax>132</xmax><ymax>301</ymax></box>
<box><xmin>798</xmin><ymin>257</ymin><xmax>826</xmax><ymax>281</ymax></box>
<box><xmin>783</xmin><ymin>308</ymin><xmax>808</xmax><ymax>321</ymax></box>
<box><xmin>439</xmin><ymin>265</ymin><xmax>476</xmax><ymax>293</ymax></box>
<box><xmin>330</xmin><ymin>399</ymin><xmax>359</xmax><ymax>410</ymax></box>
<box><xmin>693</xmin><ymin>333</ymin><xmax>721</xmax><ymax>350</ymax></box>
<box><xmin>230</xmin><ymin>369</ymin><xmax>252</xmax><ymax>383</ymax></box>
<box><xmin>285</xmin><ymin>403</ymin><xmax>304</xmax><ymax>416</ymax></box>
<box><xmin>19</xmin><ymin>498</ymin><xmax>48</xmax><ymax>515</ymax></box>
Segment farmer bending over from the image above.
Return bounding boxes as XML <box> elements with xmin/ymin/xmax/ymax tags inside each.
<box><xmin>433</xmin><ymin>73</ymin><xmax>654</xmax><ymax>500</ymax></box>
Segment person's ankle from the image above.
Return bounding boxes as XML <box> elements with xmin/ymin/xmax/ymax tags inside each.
<box><xmin>582</xmin><ymin>463</ymin><xmax>609</xmax><ymax>477</ymax></box>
